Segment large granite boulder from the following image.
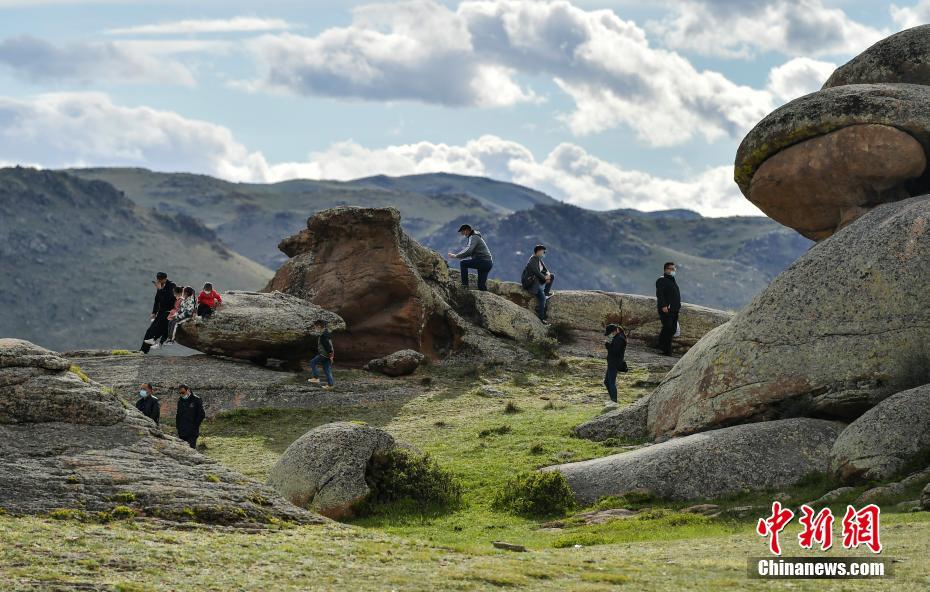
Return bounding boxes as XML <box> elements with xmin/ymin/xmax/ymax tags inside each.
<box><xmin>175</xmin><ymin>290</ymin><xmax>344</xmax><ymax>363</ymax></box>
<box><xmin>265</xmin><ymin>207</ymin><xmax>462</xmax><ymax>363</ymax></box>
<box><xmin>831</xmin><ymin>384</ymin><xmax>930</xmax><ymax>482</ymax></box>
<box><xmin>465</xmin><ymin>290</ymin><xmax>549</xmax><ymax>343</ymax></box>
<box><xmin>546</xmin><ymin>418</ymin><xmax>843</xmax><ymax>504</ymax></box>
<box><xmin>735</xmin><ymin>84</ymin><xmax>930</xmax><ymax>239</ymax></box>
<box><xmin>0</xmin><ymin>339</ymin><xmax>318</xmax><ymax>525</ymax></box>
<box><xmin>364</xmin><ymin>349</ymin><xmax>425</xmax><ymax>377</ymax></box>
<box><xmin>267</xmin><ymin>422</ymin><xmax>396</xmax><ymax>518</ymax></box>
<box><xmin>824</xmin><ymin>25</ymin><xmax>930</xmax><ymax>88</ymax></box>
<box><xmin>573</xmin><ymin>395</ymin><xmax>650</xmax><ymax>442</ymax></box>
<box><xmin>645</xmin><ymin>197</ymin><xmax>930</xmax><ymax>440</ymax></box>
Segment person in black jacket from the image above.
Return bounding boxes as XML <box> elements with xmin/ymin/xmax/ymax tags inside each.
<box><xmin>307</xmin><ymin>320</ymin><xmax>335</xmax><ymax>389</ymax></box>
<box><xmin>522</xmin><ymin>244</ymin><xmax>555</xmax><ymax>321</ymax></box>
<box><xmin>655</xmin><ymin>262</ymin><xmax>681</xmax><ymax>356</ymax></box>
<box><xmin>141</xmin><ymin>272</ymin><xmax>177</xmax><ymax>353</ymax></box>
<box><xmin>135</xmin><ymin>383</ymin><xmax>160</xmax><ymax>425</ymax></box>
<box><xmin>603</xmin><ymin>324</ymin><xmax>628</xmax><ymax>403</ymax></box>
<box><xmin>175</xmin><ymin>383</ymin><xmax>206</xmax><ymax>448</ymax></box>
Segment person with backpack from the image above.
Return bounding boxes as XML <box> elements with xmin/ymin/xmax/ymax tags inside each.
<box><xmin>175</xmin><ymin>383</ymin><xmax>206</xmax><ymax>449</ymax></box>
<box><xmin>603</xmin><ymin>324</ymin><xmax>628</xmax><ymax>403</ymax></box>
<box><xmin>655</xmin><ymin>262</ymin><xmax>681</xmax><ymax>356</ymax></box>
<box><xmin>521</xmin><ymin>244</ymin><xmax>555</xmax><ymax>322</ymax></box>
<box><xmin>307</xmin><ymin>319</ymin><xmax>335</xmax><ymax>389</ymax></box>
<box><xmin>448</xmin><ymin>224</ymin><xmax>493</xmax><ymax>291</ymax></box>
<box><xmin>141</xmin><ymin>272</ymin><xmax>176</xmax><ymax>353</ymax></box>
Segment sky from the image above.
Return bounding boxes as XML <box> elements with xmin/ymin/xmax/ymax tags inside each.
<box><xmin>0</xmin><ymin>0</ymin><xmax>920</xmax><ymax>216</ymax></box>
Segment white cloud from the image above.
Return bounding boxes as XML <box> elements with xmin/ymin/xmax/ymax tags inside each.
<box><xmin>0</xmin><ymin>36</ymin><xmax>195</xmax><ymax>86</ymax></box>
<box><xmin>766</xmin><ymin>57</ymin><xmax>836</xmax><ymax>101</ymax></box>
<box><xmin>891</xmin><ymin>1</ymin><xmax>930</xmax><ymax>29</ymax></box>
<box><xmin>0</xmin><ymin>92</ymin><xmax>758</xmax><ymax>217</ymax></box>
<box><xmin>106</xmin><ymin>17</ymin><xmax>295</xmax><ymax>36</ymax></box>
<box><xmin>246</xmin><ymin>0</ymin><xmax>774</xmax><ymax>145</ymax></box>
<box><xmin>651</xmin><ymin>0</ymin><xmax>887</xmax><ymax>59</ymax></box>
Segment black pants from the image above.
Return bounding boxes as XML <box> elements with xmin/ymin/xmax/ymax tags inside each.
<box><xmin>141</xmin><ymin>312</ymin><xmax>170</xmax><ymax>353</ymax></box>
<box><xmin>179</xmin><ymin>431</ymin><xmax>199</xmax><ymax>449</ymax></box>
<box><xmin>604</xmin><ymin>364</ymin><xmax>618</xmax><ymax>402</ymax></box>
<box><xmin>197</xmin><ymin>303</ymin><xmax>214</xmax><ymax>318</ymax></box>
<box><xmin>658</xmin><ymin>311</ymin><xmax>678</xmax><ymax>355</ymax></box>
<box><xmin>460</xmin><ymin>258</ymin><xmax>493</xmax><ymax>291</ymax></box>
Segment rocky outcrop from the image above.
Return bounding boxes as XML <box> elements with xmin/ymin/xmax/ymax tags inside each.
<box><xmin>573</xmin><ymin>395</ymin><xmax>650</xmax><ymax>442</ymax></box>
<box><xmin>831</xmin><ymin>384</ymin><xmax>930</xmax><ymax>482</ymax></box>
<box><xmin>267</xmin><ymin>422</ymin><xmax>396</xmax><ymax>518</ymax></box>
<box><xmin>464</xmin><ymin>290</ymin><xmax>549</xmax><ymax>343</ymax></box>
<box><xmin>0</xmin><ymin>339</ymin><xmax>319</xmax><ymax>525</ymax></box>
<box><xmin>364</xmin><ymin>349</ymin><xmax>425</xmax><ymax>377</ymax></box>
<box><xmin>175</xmin><ymin>291</ymin><xmax>345</xmax><ymax>364</ymax></box>
<box><xmin>546</xmin><ymin>419</ymin><xmax>843</xmax><ymax>504</ymax></box>
<box><xmin>824</xmin><ymin>25</ymin><xmax>930</xmax><ymax>88</ymax></box>
<box><xmin>265</xmin><ymin>207</ymin><xmax>463</xmax><ymax>363</ymax></box>
<box><xmin>645</xmin><ymin>197</ymin><xmax>930</xmax><ymax>439</ymax></box>
<box><xmin>923</xmin><ymin>483</ymin><xmax>930</xmax><ymax>511</ymax></box>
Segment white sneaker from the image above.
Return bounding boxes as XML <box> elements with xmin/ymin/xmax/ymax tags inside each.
<box><xmin>151</xmin><ymin>343</ymin><xmax>160</xmax><ymax>350</ymax></box>
<box><xmin>321</xmin><ymin>385</ymin><xmax>334</xmax><ymax>390</ymax></box>
<box><xmin>308</xmin><ymin>378</ymin><xmax>320</xmax><ymax>384</ymax></box>
<box><xmin>143</xmin><ymin>338</ymin><xmax>156</xmax><ymax>346</ymax></box>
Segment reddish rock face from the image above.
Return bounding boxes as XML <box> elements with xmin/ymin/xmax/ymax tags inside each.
<box><xmin>265</xmin><ymin>207</ymin><xmax>459</xmax><ymax>363</ymax></box>
<box><xmin>749</xmin><ymin>124</ymin><xmax>926</xmax><ymax>240</ymax></box>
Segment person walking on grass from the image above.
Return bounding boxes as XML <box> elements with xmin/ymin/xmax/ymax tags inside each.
<box><xmin>448</xmin><ymin>224</ymin><xmax>493</xmax><ymax>291</ymax></box>
<box><xmin>307</xmin><ymin>319</ymin><xmax>335</xmax><ymax>390</ymax></box>
<box><xmin>141</xmin><ymin>272</ymin><xmax>176</xmax><ymax>353</ymax></box>
<box><xmin>135</xmin><ymin>383</ymin><xmax>160</xmax><ymax>425</ymax></box>
<box><xmin>522</xmin><ymin>244</ymin><xmax>555</xmax><ymax>322</ymax></box>
<box><xmin>603</xmin><ymin>324</ymin><xmax>628</xmax><ymax>403</ymax></box>
<box><xmin>175</xmin><ymin>383</ymin><xmax>206</xmax><ymax>449</ymax></box>
<box><xmin>655</xmin><ymin>262</ymin><xmax>681</xmax><ymax>356</ymax></box>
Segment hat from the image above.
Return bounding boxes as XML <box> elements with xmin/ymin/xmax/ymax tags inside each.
<box><xmin>604</xmin><ymin>323</ymin><xmax>617</xmax><ymax>335</ymax></box>
<box><xmin>457</xmin><ymin>224</ymin><xmax>473</xmax><ymax>233</ymax></box>
<box><xmin>534</xmin><ymin>244</ymin><xmax>546</xmax><ymax>253</ymax></box>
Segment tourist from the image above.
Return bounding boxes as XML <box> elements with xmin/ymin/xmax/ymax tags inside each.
<box><xmin>603</xmin><ymin>324</ymin><xmax>628</xmax><ymax>403</ymax></box>
<box><xmin>655</xmin><ymin>262</ymin><xmax>681</xmax><ymax>356</ymax></box>
<box><xmin>521</xmin><ymin>244</ymin><xmax>555</xmax><ymax>322</ymax></box>
<box><xmin>135</xmin><ymin>383</ymin><xmax>160</xmax><ymax>425</ymax></box>
<box><xmin>447</xmin><ymin>224</ymin><xmax>493</xmax><ymax>291</ymax></box>
<box><xmin>167</xmin><ymin>287</ymin><xmax>197</xmax><ymax>343</ymax></box>
<box><xmin>162</xmin><ymin>285</ymin><xmax>183</xmax><ymax>346</ymax></box>
<box><xmin>175</xmin><ymin>384</ymin><xmax>206</xmax><ymax>449</ymax></box>
<box><xmin>141</xmin><ymin>272</ymin><xmax>176</xmax><ymax>354</ymax></box>
<box><xmin>197</xmin><ymin>282</ymin><xmax>223</xmax><ymax>319</ymax></box>
<box><xmin>307</xmin><ymin>320</ymin><xmax>335</xmax><ymax>390</ymax></box>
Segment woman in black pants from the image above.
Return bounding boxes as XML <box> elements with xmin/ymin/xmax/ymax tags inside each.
<box><xmin>603</xmin><ymin>324</ymin><xmax>628</xmax><ymax>403</ymax></box>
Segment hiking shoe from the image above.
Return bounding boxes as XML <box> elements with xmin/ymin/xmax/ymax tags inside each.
<box><xmin>307</xmin><ymin>378</ymin><xmax>320</xmax><ymax>384</ymax></box>
<box><xmin>321</xmin><ymin>385</ymin><xmax>334</xmax><ymax>390</ymax></box>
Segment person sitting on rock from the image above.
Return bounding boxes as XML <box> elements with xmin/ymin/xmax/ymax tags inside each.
<box><xmin>167</xmin><ymin>286</ymin><xmax>197</xmax><ymax>343</ymax></box>
<box><xmin>521</xmin><ymin>244</ymin><xmax>555</xmax><ymax>322</ymax></box>
<box><xmin>162</xmin><ymin>285</ymin><xmax>184</xmax><ymax>345</ymax></box>
<box><xmin>141</xmin><ymin>272</ymin><xmax>176</xmax><ymax>353</ymax></box>
<box><xmin>175</xmin><ymin>383</ymin><xmax>206</xmax><ymax>449</ymax></box>
<box><xmin>307</xmin><ymin>320</ymin><xmax>335</xmax><ymax>390</ymax></box>
<box><xmin>448</xmin><ymin>224</ymin><xmax>493</xmax><ymax>291</ymax></box>
<box><xmin>135</xmin><ymin>383</ymin><xmax>160</xmax><ymax>425</ymax></box>
<box><xmin>603</xmin><ymin>324</ymin><xmax>628</xmax><ymax>403</ymax></box>
<box><xmin>197</xmin><ymin>282</ymin><xmax>223</xmax><ymax>319</ymax></box>
<box><xmin>655</xmin><ymin>262</ymin><xmax>681</xmax><ymax>356</ymax></box>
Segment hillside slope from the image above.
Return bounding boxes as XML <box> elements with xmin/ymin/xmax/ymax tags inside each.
<box><xmin>0</xmin><ymin>168</ymin><xmax>271</xmax><ymax>351</ymax></box>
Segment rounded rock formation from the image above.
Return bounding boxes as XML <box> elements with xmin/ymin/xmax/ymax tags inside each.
<box><xmin>364</xmin><ymin>349</ymin><xmax>425</xmax><ymax>377</ymax></box>
<box><xmin>824</xmin><ymin>25</ymin><xmax>930</xmax><ymax>88</ymax></box>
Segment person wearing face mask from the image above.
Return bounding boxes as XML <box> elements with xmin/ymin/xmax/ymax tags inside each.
<box><xmin>175</xmin><ymin>384</ymin><xmax>206</xmax><ymax>449</ymax></box>
<box><xmin>141</xmin><ymin>272</ymin><xmax>176</xmax><ymax>354</ymax></box>
<box><xmin>447</xmin><ymin>224</ymin><xmax>493</xmax><ymax>291</ymax></box>
<box><xmin>655</xmin><ymin>262</ymin><xmax>681</xmax><ymax>356</ymax></box>
<box><xmin>521</xmin><ymin>244</ymin><xmax>555</xmax><ymax>322</ymax></box>
<box><xmin>135</xmin><ymin>383</ymin><xmax>160</xmax><ymax>425</ymax></box>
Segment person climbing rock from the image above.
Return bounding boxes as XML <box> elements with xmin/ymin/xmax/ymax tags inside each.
<box><xmin>655</xmin><ymin>262</ymin><xmax>681</xmax><ymax>356</ymax></box>
<box><xmin>448</xmin><ymin>224</ymin><xmax>493</xmax><ymax>291</ymax></box>
<box><xmin>141</xmin><ymin>272</ymin><xmax>176</xmax><ymax>353</ymax></box>
<box><xmin>307</xmin><ymin>319</ymin><xmax>335</xmax><ymax>389</ymax></box>
<box><xmin>603</xmin><ymin>324</ymin><xmax>628</xmax><ymax>403</ymax></box>
<box><xmin>521</xmin><ymin>244</ymin><xmax>555</xmax><ymax>322</ymax></box>
<box><xmin>135</xmin><ymin>383</ymin><xmax>160</xmax><ymax>425</ymax></box>
<box><xmin>175</xmin><ymin>383</ymin><xmax>206</xmax><ymax>449</ymax></box>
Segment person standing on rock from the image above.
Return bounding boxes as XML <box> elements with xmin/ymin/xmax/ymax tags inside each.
<box><xmin>655</xmin><ymin>262</ymin><xmax>681</xmax><ymax>356</ymax></box>
<box><xmin>175</xmin><ymin>384</ymin><xmax>206</xmax><ymax>449</ymax></box>
<box><xmin>308</xmin><ymin>320</ymin><xmax>335</xmax><ymax>390</ymax></box>
<box><xmin>141</xmin><ymin>272</ymin><xmax>176</xmax><ymax>354</ymax></box>
<box><xmin>603</xmin><ymin>324</ymin><xmax>628</xmax><ymax>403</ymax></box>
<box><xmin>522</xmin><ymin>244</ymin><xmax>555</xmax><ymax>322</ymax></box>
<box><xmin>448</xmin><ymin>224</ymin><xmax>493</xmax><ymax>291</ymax></box>
<box><xmin>135</xmin><ymin>383</ymin><xmax>160</xmax><ymax>425</ymax></box>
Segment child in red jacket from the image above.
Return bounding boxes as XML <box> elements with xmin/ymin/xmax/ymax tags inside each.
<box><xmin>197</xmin><ymin>282</ymin><xmax>222</xmax><ymax>319</ymax></box>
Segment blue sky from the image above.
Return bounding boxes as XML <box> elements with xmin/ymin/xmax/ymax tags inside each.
<box><xmin>0</xmin><ymin>0</ymin><xmax>916</xmax><ymax>215</ymax></box>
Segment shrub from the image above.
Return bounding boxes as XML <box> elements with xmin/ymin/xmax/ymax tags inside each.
<box><xmin>528</xmin><ymin>443</ymin><xmax>546</xmax><ymax>455</ymax></box>
<box><xmin>204</xmin><ymin>474</ymin><xmax>221</xmax><ymax>483</ymax></box>
<box><xmin>358</xmin><ymin>449</ymin><xmax>463</xmax><ymax>515</ymax></box>
<box><xmin>478</xmin><ymin>425</ymin><xmax>511</xmax><ymax>438</ymax></box>
<box><xmin>503</xmin><ymin>401</ymin><xmax>520</xmax><ymax>414</ymax></box>
<box><xmin>493</xmin><ymin>471</ymin><xmax>578</xmax><ymax>518</ymax></box>
<box><xmin>110</xmin><ymin>505</ymin><xmax>136</xmax><ymax>520</ymax></box>
<box><xmin>109</xmin><ymin>491</ymin><xmax>136</xmax><ymax>503</ymax></box>
<box><xmin>526</xmin><ymin>338</ymin><xmax>559</xmax><ymax>360</ymax></box>
<box><xmin>548</xmin><ymin>322</ymin><xmax>576</xmax><ymax>345</ymax></box>
<box><xmin>68</xmin><ymin>365</ymin><xmax>90</xmax><ymax>383</ymax></box>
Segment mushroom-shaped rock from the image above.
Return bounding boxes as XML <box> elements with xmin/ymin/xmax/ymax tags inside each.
<box><xmin>735</xmin><ymin>83</ymin><xmax>930</xmax><ymax>239</ymax></box>
<box><xmin>364</xmin><ymin>349</ymin><xmax>425</xmax><ymax>377</ymax></box>
<box><xmin>176</xmin><ymin>291</ymin><xmax>345</xmax><ymax>363</ymax></box>
<box><xmin>824</xmin><ymin>25</ymin><xmax>930</xmax><ymax>88</ymax></box>
<box><xmin>644</xmin><ymin>196</ymin><xmax>930</xmax><ymax>440</ymax></box>
<box><xmin>267</xmin><ymin>422</ymin><xmax>396</xmax><ymax>518</ymax></box>
<box><xmin>545</xmin><ymin>419</ymin><xmax>843</xmax><ymax>504</ymax></box>
<box><xmin>831</xmin><ymin>384</ymin><xmax>930</xmax><ymax>483</ymax></box>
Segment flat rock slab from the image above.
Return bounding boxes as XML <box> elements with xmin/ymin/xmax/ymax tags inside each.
<box><xmin>545</xmin><ymin>418</ymin><xmax>843</xmax><ymax>505</ymax></box>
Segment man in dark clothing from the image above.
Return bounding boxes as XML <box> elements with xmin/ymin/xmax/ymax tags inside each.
<box><xmin>308</xmin><ymin>320</ymin><xmax>335</xmax><ymax>389</ymax></box>
<box><xmin>655</xmin><ymin>262</ymin><xmax>681</xmax><ymax>356</ymax></box>
<box><xmin>522</xmin><ymin>244</ymin><xmax>555</xmax><ymax>321</ymax></box>
<box><xmin>141</xmin><ymin>272</ymin><xmax>176</xmax><ymax>353</ymax></box>
<box><xmin>175</xmin><ymin>383</ymin><xmax>206</xmax><ymax>448</ymax></box>
<box><xmin>448</xmin><ymin>224</ymin><xmax>493</xmax><ymax>291</ymax></box>
<box><xmin>135</xmin><ymin>383</ymin><xmax>160</xmax><ymax>425</ymax></box>
<box><xmin>603</xmin><ymin>324</ymin><xmax>628</xmax><ymax>403</ymax></box>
